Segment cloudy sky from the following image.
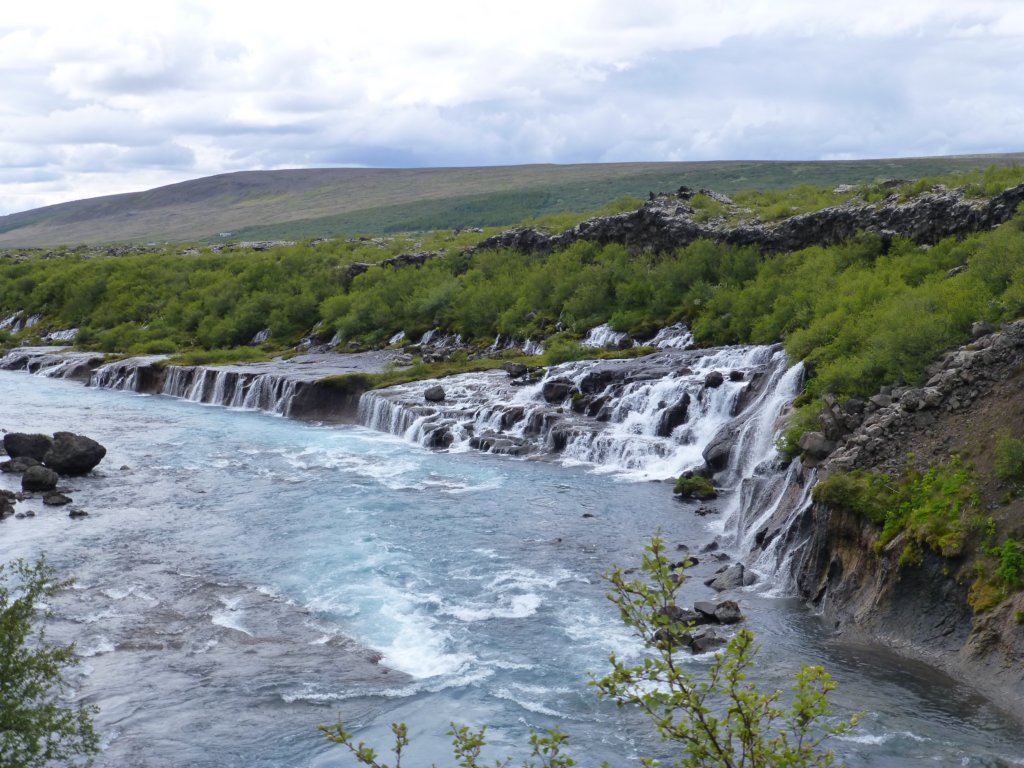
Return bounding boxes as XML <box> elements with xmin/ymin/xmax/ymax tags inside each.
<box><xmin>1</xmin><ymin>1</ymin><xmax>1022</xmax><ymax>215</ymax></box>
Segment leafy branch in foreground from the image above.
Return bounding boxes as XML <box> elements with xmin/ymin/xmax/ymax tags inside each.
<box><xmin>593</xmin><ymin>537</ymin><xmax>857</xmax><ymax>768</ymax></box>
<box><xmin>319</xmin><ymin>721</ymin><xmax>578</xmax><ymax>768</ymax></box>
<box><xmin>0</xmin><ymin>557</ymin><xmax>100</xmax><ymax>768</ymax></box>
<box><xmin>320</xmin><ymin>536</ymin><xmax>855</xmax><ymax>767</ymax></box>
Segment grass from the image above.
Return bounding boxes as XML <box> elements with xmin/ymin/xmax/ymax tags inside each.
<box><xmin>157</xmin><ymin>347</ymin><xmax>277</xmax><ymax>367</ymax></box>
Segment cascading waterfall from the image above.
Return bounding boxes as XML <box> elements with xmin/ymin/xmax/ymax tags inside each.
<box><xmin>4</xmin><ymin>329</ymin><xmax>809</xmax><ymax>583</ymax></box>
<box><xmin>86</xmin><ymin>358</ymin><xmax>302</xmax><ymax>417</ymax></box>
<box><xmin>356</xmin><ymin>339</ymin><xmax>808</xmax><ymax>578</ymax></box>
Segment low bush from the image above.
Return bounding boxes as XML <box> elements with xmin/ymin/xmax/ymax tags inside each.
<box><xmin>994</xmin><ymin>431</ymin><xmax>1024</xmax><ymax>483</ymax></box>
<box><xmin>813</xmin><ymin>458</ymin><xmax>980</xmax><ymax>560</ymax></box>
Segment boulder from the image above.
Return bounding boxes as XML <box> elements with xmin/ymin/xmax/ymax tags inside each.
<box><xmin>971</xmin><ymin>321</ymin><xmax>995</xmax><ymax>339</ymax></box>
<box><xmin>797</xmin><ymin>431</ymin><xmax>836</xmax><ymax>460</ymax></box>
<box><xmin>714</xmin><ymin>600</ymin><xmax>744</xmax><ymax>624</ymax></box>
<box><xmin>423</xmin><ymin>385</ymin><xmax>446</xmax><ymax>403</ymax></box>
<box><xmin>693</xmin><ymin>601</ymin><xmax>719</xmax><ymax>620</ymax></box>
<box><xmin>688</xmin><ymin>626</ymin><xmax>728</xmax><ymax>653</ymax></box>
<box><xmin>22</xmin><ymin>465</ymin><xmax>59</xmax><ymax>492</ymax></box>
<box><xmin>656</xmin><ymin>392</ymin><xmax>690</xmax><ymax>437</ymax></box>
<box><xmin>3</xmin><ymin>433</ymin><xmax>53</xmax><ymax>462</ymax></box>
<box><xmin>541</xmin><ymin>379</ymin><xmax>575</xmax><ymax>403</ymax></box>
<box><xmin>43</xmin><ymin>491</ymin><xmax>73</xmax><ymax>506</ymax></box>
<box><xmin>702</xmin><ymin>429</ymin><xmax>735</xmax><ymax>473</ymax></box>
<box><xmin>1</xmin><ymin>456</ymin><xmax>41</xmax><ymax>474</ymax></box>
<box><xmin>704</xmin><ymin>370</ymin><xmax>725</xmax><ymax>388</ymax></box>
<box><xmin>43</xmin><ymin>432</ymin><xmax>107</xmax><ymax>475</ymax></box>
<box><xmin>501</xmin><ymin>362</ymin><xmax>528</xmax><ymax>379</ymax></box>
<box><xmin>68</xmin><ymin>507</ymin><xmax>89</xmax><ymax>519</ymax></box>
<box><xmin>424</xmin><ymin>426</ymin><xmax>454</xmax><ymax>449</ymax></box>
<box><xmin>706</xmin><ymin>563</ymin><xmax>747</xmax><ymax>591</ymax></box>
<box><xmin>0</xmin><ymin>491</ymin><xmax>15</xmax><ymax>518</ymax></box>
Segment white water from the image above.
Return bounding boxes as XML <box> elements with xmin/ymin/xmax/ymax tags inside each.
<box><xmin>2</xmin><ymin>371</ymin><xmax>1023</xmax><ymax>767</ymax></box>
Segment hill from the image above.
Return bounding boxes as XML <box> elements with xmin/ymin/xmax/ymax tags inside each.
<box><xmin>2</xmin><ymin>154</ymin><xmax>1024</xmax><ymax>246</ymax></box>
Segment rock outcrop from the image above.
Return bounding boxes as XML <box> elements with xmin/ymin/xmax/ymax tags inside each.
<box><xmin>470</xmin><ymin>183</ymin><xmax>1024</xmax><ymax>257</ymax></box>
<box><xmin>792</xmin><ymin>319</ymin><xmax>1024</xmax><ymax>711</ymax></box>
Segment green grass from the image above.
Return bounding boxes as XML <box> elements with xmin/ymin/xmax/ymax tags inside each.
<box><xmin>157</xmin><ymin>347</ymin><xmax>277</xmax><ymax>367</ymax></box>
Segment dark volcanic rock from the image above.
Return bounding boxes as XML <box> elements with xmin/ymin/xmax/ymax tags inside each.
<box><xmin>714</xmin><ymin>600</ymin><xmax>744</xmax><ymax>624</ymax></box>
<box><xmin>704</xmin><ymin>370</ymin><xmax>725</xmax><ymax>388</ymax></box>
<box><xmin>0</xmin><ymin>491</ymin><xmax>15</xmax><ymax>518</ymax></box>
<box><xmin>501</xmin><ymin>362</ymin><xmax>528</xmax><ymax>378</ymax></box>
<box><xmin>656</xmin><ymin>392</ymin><xmax>690</xmax><ymax>437</ymax></box>
<box><xmin>706</xmin><ymin>563</ymin><xmax>750</xmax><ymax>591</ymax></box>
<box><xmin>22</xmin><ymin>464</ymin><xmax>59</xmax><ymax>492</ymax></box>
<box><xmin>469</xmin><ymin>183</ymin><xmax>1024</xmax><ymax>258</ymax></box>
<box><xmin>541</xmin><ymin>378</ymin><xmax>575</xmax><ymax>403</ymax></box>
<box><xmin>702</xmin><ymin>428</ymin><xmax>735</xmax><ymax>474</ymax></box>
<box><xmin>43</xmin><ymin>432</ymin><xmax>107</xmax><ymax>475</ymax></box>
<box><xmin>688</xmin><ymin>626</ymin><xmax>728</xmax><ymax>653</ymax></box>
<box><xmin>4</xmin><ymin>432</ymin><xmax>53</xmax><ymax>462</ymax></box>
<box><xmin>423</xmin><ymin>385</ymin><xmax>446</xmax><ymax>403</ymax></box>
<box><xmin>1</xmin><ymin>456</ymin><xmax>41</xmax><ymax>474</ymax></box>
<box><xmin>43</xmin><ymin>491</ymin><xmax>73</xmax><ymax>506</ymax></box>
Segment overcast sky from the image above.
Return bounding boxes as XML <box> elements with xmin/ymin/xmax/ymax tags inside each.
<box><xmin>1</xmin><ymin>1</ymin><xmax>1022</xmax><ymax>215</ymax></box>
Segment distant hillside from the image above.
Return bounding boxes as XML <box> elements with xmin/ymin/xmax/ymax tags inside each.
<box><xmin>2</xmin><ymin>154</ymin><xmax>1023</xmax><ymax>246</ymax></box>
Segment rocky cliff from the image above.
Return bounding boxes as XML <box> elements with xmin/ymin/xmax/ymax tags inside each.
<box><xmin>791</xmin><ymin>321</ymin><xmax>1024</xmax><ymax>710</ymax></box>
<box><xmin>472</xmin><ymin>182</ymin><xmax>1024</xmax><ymax>255</ymax></box>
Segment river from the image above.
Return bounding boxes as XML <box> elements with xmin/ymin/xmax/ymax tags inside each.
<box><xmin>1</xmin><ymin>368</ymin><xmax>1023</xmax><ymax>767</ymax></box>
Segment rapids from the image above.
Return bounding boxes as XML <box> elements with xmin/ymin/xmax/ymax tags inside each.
<box><xmin>2</xmin><ymin>339</ymin><xmax>1023</xmax><ymax>766</ymax></box>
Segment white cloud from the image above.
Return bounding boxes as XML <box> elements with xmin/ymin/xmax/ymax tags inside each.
<box><xmin>0</xmin><ymin>1</ymin><xmax>1021</xmax><ymax>214</ymax></box>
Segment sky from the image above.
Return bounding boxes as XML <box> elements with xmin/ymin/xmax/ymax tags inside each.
<box><xmin>1</xmin><ymin>1</ymin><xmax>1022</xmax><ymax>215</ymax></box>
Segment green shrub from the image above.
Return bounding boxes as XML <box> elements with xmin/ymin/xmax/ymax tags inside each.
<box><xmin>1</xmin><ymin>558</ymin><xmax>100</xmax><ymax>768</ymax></box>
<box><xmin>814</xmin><ymin>458</ymin><xmax>980</xmax><ymax>560</ymax></box>
<box><xmin>812</xmin><ymin>470</ymin><xmax>894</xmax><ymax>525</ymax></box>
<box><xmin>994</xmin><ymin>431</ymin><xmax>1024</xmax><ymax>483</ymax></box>
<box><xmin>883</xmin><ymin>458</ymin><xmax>980</xmax><ymax>557</ymax></box>
<box><xmin>777</xmin><ymin>400</ymin><xmax>823</xmax><ymax>461</ymax></box>
<box><xmin>992</xmin><ymin>538</ymin><xmax>1024</xmax><ymax>592</ymax></box>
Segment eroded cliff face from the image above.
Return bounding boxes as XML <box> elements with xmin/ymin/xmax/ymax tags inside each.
<box><xmin>792</xmin><ymin>321</ymin><xmax>1024</xmax><ymax>709</ymax></box>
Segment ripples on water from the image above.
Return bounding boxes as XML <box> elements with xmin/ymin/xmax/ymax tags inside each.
<box><xmin>1</xmin><ymin>371</ymin><xmax>1022</xmax><ymax>767</ymax></box>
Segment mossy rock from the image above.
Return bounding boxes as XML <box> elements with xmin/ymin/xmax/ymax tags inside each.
<box><xmin>674</xmin><ymin>475</ymin><xmax>718</xmax><ymax>500</ymax></box>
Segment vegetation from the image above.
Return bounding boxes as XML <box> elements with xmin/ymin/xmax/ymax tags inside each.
<box><xmin>320</xmin><ymin>537</ymin><xmax>855</xmax><ymax>767</ymax></box>
<box><xmin>6</xmin><ymin>174</ymin><xmax>1024</xmax><ymax>409</ymax></box>
<box><xmin>0</xmin><ymin>558</ymin><xmax>99</xmax><ymax>768</ymax></box>
<box><xmin>812</xmin><ymin>457</ymin><xmax>981</xmax><ymax>564</ymax></box>
<box><xmin>673</xmin><ymin>474</ymin><xmax>718</xmax><ymax>500</ymax></box>
<box><xmin>994</xmin><ymin>431</ymin><xmax>1024</xmax><ymax>484</ymax></box>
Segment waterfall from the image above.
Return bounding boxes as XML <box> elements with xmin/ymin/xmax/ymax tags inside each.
<box><xmin>581</xmin><ymin>324</ymin><xmax>631</xmax><ymax>349</ymax></box>
<box><xmin>355</xmin><ymin>343</ymin><xmax>797</xmax><ymax>480</ymax></box>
